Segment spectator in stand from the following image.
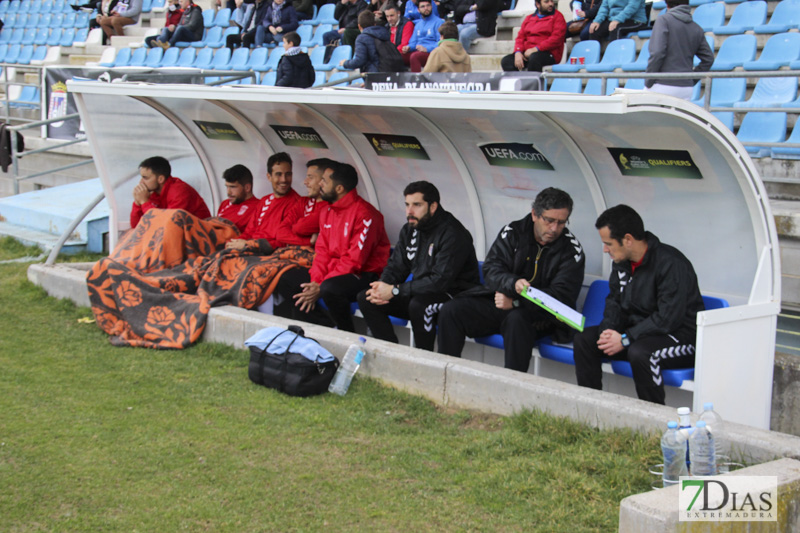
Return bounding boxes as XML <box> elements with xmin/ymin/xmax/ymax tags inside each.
<box><xmin>256</xmin><ymin>0</ymin><xmax>300</xmax><ymax>47</ymax></box>
<box><xmin>369</xmin><ymin>0</ymin><xmax>392</xmax><ymax>22</ymax></box>
<box><xmin>145</xmin><ymin>0</ymin><xmax>184</xmax><ymax>48</ymax></box>
<box><xmin>130</xmin><ymin>156</ymin><xmax>211</xmax><ymax>229</ymax></box>
<box><xmin>340</xmin><ymin>10</ymin><xmax>391</xmax><ymax>72</ymax></box>
<box><xmin>154</xmin><ymin>0</ymin><xmax>204</xmax><ymax>49</ymax></box>
<box><xmin>230</xmin><ymin>0</ymin><xmax>255</xmax><ymax>34</ymax></box>
<box><xmin>276</xmin><ymin>31</ymin><xmax>316</xmax><ymax>87</ymax></box>
<box><xmin>500</xmin><ymin>0</ymin><xmax>565</xmax><ymax>72</ymax></box>
<box><xmin>227</xmin><ymin>0</ymin><xmax>269</xmax><ymax>50</ymax></box>
<box><xmin>384</xmin><ymin>4</ymin><xmax>414</xmax><ymax>67</ymax></box>
<box><xmin>273</xmin><ymin>161</ymin><xmax>391</xmax><ymax>332</ymax></box>
<box><xmin>424</xmin><ymin>21</ymin><xmax>471</xmax><ymax>72</ymax></box>
<box><xmin>566</xmin><ymin>0</ymin><xmax>601</xmax><ymax>41</ymax></box>
<box><xmin>456</xmin><ymin>0</ymin><xmax>500</xmax><ymax>53</ymax></box>
<box><xmin>645</xmin><ymin>0</ymin><xmax>713</xmax><ymax>99</ymax></box>
<box><xmin>98</xmin><ymin>0</ymin><xmax>143</xmax><ymax>41</ymax></box>
<box><xmin>585</xmin><ymin>0</ymin><xmax>647</xmax><ymax>42</ymax></box>
<box><xmin>322</xmin><ymin>0</ymin><xmax>370</xmax><ymax>49</ymax></box>
<box><xmin>292</xmin><ymin>0</ymin><xmax>315</xmax><ymax>21</ymax></box>
<box><xmin>405</xmin><ymin>0</ymin><xmax>439</xmax><ymax>22</ymax></box>
<box><xmin>91</xmin><ymin>0</ymin><xmax>119</xmax><ymax>45</ymax></box>
<box><xmin>217</xmin><ymin>164</ymin><xmax>261</xmax><ymax>233</ymax></box>
<box><xmin>403</xmin><ymin>0</ymin><xmax>444</xmax><ymax>72</ymax></box>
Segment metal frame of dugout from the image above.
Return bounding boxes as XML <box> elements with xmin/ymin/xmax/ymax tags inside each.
<box><xmin>67</xmin><ymin>81</ymin><xmax>781</xmax><ymax>430</ymax></box>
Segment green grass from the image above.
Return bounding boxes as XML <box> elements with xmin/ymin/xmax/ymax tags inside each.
<box><xmin>0</xmin><ymin>245</ymin><xmax>662</xmax><ymax>532</ymax></box>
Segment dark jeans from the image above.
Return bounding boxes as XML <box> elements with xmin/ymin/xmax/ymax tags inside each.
<box><xmin>357</xmin><ymin>290</ymin><xmax>452</xmax><ymax>351</ymax></box>
<box><xmin>573</xmin><ymin>325</ymin><xmax>696</xmax><ymax>404</ymax></box>
<box><xmin>500</xmin><ymin>50</ymin><xmax>556</xmax><ymax>72</ymax></box>
<box><xmin>437</xmin><ymin>295</ymin><xmax>554</xmax><ymax>372</ymax></box>
<box><xmin>274</xmin><ymin>268</ymin><xmax>378</xmax><ymax>332</ymax></box>
<box><xmin>583</xmin><ymin>19</ymin><xmax>647</xmax><ymax>42</ymax></box>
<box><xmin>227</xmin><ymin>30</ymin><xmax>256</xmax><ymax>50</ymax></box>
<box><xmin>169</xmin><ymin>25</ymin><xmax>200</xmax><ymax>46</ymax></box>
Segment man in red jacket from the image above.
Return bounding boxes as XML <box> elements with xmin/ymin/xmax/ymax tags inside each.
<box><xmin>500</xmin><ymin>0</ymin><xmax>565</xmax><ymax>72</ymax></box>
<box><xmin>274</xmin><ymin>160</ymin><xmax>391</xmax><ymax>331</ymax></box>
<box><xmin>274</xmin><ymin>158</ymin><xmax>333</xmax><ymax>248</ymax></box>
<box><xmin>130</xmin><ymin>156</ymin><xmax>211</xmax><ymax>228</ymax></box>
<box><xmin>226</xmin><ymin>152</ymin><xmax>304</xmax><ymax>254</ymax></box>
<box><xmin>216</xmin><ymin>164</ymin><xmax>261</xmax><ymax>233</ymax></box>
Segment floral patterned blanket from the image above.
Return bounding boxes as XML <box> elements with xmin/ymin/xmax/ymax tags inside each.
<box><xmin>87</xmin><ymin>209</ymin><xmax>313</xmax><ymax>349</ymax></box>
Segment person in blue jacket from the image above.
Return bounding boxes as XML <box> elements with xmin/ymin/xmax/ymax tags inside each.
<box><xmin>402</xmin><ymin>0</ymin><xmax>443</xmax><ymax>71</ymax></box>
<box><xmin>256</xmin><ymin>0</ymin><xmax>299</xmax><ymax>47</ymax></box>
<box><xmin>585</xmin><ymin>0</ymin><xmax>647</xmax><ymax>41</ymax></box>
<box><xmin>404</xmin><ymin>0</ymin><xmax>439</xmax><ymax>21</ymax></box>
<box><xmin>340</xmin><ymin>10</ymin><xmax>392</xmax><ymax>73</ymax></box>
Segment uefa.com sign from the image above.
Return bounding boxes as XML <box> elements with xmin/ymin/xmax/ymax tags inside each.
<box><xmin>679</xmin><ymin>476</ymin><xmax>778</xmax><ymax>522</ymax></box>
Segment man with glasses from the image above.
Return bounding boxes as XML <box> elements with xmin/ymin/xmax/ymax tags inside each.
<box><xmin>437</xmin><ymin>188</ymin><xmax>586</xmax><ymax>372</ymax></box>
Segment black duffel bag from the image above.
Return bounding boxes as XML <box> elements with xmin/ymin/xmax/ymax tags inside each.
<box><xmin>246</xmin><ymin>325</ymin><xmax>339</xmax><ymax>397</ymax></box>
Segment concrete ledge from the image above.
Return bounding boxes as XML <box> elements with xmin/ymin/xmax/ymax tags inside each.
<box><xmin>619</xmin><ymin>458</ymin><xmax>800</xmax><ymax>532</ymax></box>
<box><xmin>27</xmin><ymin>262</ymin><xmax>93</xmax><ymax>308</ymax></box>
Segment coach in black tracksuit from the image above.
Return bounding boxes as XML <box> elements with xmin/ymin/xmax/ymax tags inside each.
<box><xmin>573</xmin><ymin>204</ymin><xmax>704</xmax><ymax>404</ymax></box>
<box><xmin>358</xmin><ymin>181</ymin><xmax>480</xmax><ymax>351</ymax></box>
<box><xmin>438</xmin><ymin>188</ymin><xmax>586</xmax><ymax>372</ymax></box>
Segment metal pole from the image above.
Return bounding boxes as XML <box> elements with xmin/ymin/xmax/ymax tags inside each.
<box><xmin>11</xmin><ymin>125</ymin><xmax>19</xmax><ymax>195</ymax></box>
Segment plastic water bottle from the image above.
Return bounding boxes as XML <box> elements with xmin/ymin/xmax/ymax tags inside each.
<box><xmin>699</xmin><ymin>402</ymin><xmax>727</xmax><ymax>474</ymax></box>
<box><xmin>661</xmin><ymin>421</ymin><xmax>688</xmax><ymax>487</ymax></box>
<box><xmin>328</xmin><ymin>337</ymin><xmax>367</xmax><ymax>396</ymax></box>
<box><xmin>677</xmin><ymin>407</ymin><xmax>693</xmax><ymax>469</ymax></box>
<box><xmin>689</xmin><ymin>420</ymin><xmax>716</xmax><ymax>476</ymax></box>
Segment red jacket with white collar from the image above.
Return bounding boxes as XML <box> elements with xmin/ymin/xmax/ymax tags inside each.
<box><xmin>275</xmin><ymin>196</ymin><xmax>329</xmax><ymax>247</ymax></box>
<box><xmin>130</xmin><ymin>175</ymin><xmax>211</xmax><ymax>228</ymax></box>
<box><xmin>216</xmin><ymin>195</ymin><xmax>261</xmax><ymax>233</ymax></box>
<box><xmin>309</xmin><ymin>189</ymin><xmax>390</xmax><ymax>283</ymax></box>
<box><xmin>238</xmin><ymin>189</ymin><xmax>304</xmax><ymax>249</ymax></box>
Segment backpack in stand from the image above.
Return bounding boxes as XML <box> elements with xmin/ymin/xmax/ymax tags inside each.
<box><xmin>371</xmin><ymin>36</ymin><xmax>407</xmax><ymax>72</ymax></box>
<box><xmin>247</xmin><ymin>325</ymin><xmax>339</xmax><ymax>397</ymax></box>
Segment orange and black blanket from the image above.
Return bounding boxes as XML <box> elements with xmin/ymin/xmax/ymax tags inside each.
<box><xmin>87</xmin><ymin>209</ymin><xmax>313</xmax><ymax>349</ymax></box>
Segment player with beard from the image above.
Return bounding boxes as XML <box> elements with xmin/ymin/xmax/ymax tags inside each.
<box><xmin>357</xmin><ymin>181</ymin><xmax>480</xmax><ymax>351</ymax></box>
<box><xmin>216</xmin><ymin>164</ymin><xmax>261</xmax><ymax>233</ymax></box>
<box><xmin>274</xmin><ymin>158</ymin><xmax>333</xmax><ymax>248</ymax></box>
<box><xmin>273</xmin><ymin>161</ymin><xmax>390</xmax><ymax>331</ymax></box>
<box><xmin>130</xmin><ymin>156</ymin><xmax>211</xmax><ymax>228</ymax></box>
<box><xmin>437</xmin><ymin>188</ymin><xmax>585</xmax><ymax>372</ymax></box>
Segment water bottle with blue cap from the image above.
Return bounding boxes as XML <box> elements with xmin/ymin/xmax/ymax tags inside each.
<box><xmin>328</xmin><ymin>336</ymin><xmax>367</xmax><ymax>396</ymax></box>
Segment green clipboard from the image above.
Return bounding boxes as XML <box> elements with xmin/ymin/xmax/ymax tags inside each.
<box><xmin>519</xmin><ymin>286</ymin><xmax>586</xmax><ymax>332</ymax></box>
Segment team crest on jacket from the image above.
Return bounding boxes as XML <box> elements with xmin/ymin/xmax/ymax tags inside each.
<box><xmin>238</xmin><ymin>204</ymin><xmax>249</xmax><ymax>216</ymax></box>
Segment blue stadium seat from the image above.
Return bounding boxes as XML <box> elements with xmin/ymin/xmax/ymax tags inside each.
<box><xmin>46</xmin><ymin>27</ymin><xmax>63</xmax><ymax>46</ymax></box>
<box><xmin>61</xmin><ymin>12</ymin><xmax>76</xmax><ymax>28</ymax></box>
<box><xmin>111</xmin><ymin>47</ymin><xmax>133</xmax><ymax>67</ymax></box>
<box><xmin>52</xmin><ymin>0</ymin><xmax>65</xmax><ymax>13</ymax></box>
<box><xmin>551</xmin><ymin>40</ymin><xmax>600</xmax><ymax>73</ymax></box>
<box><xmin>713</xmin><ymin>0</ymin><xmax>767</xmax><ymax>35</ymax></box>
<box><xmin>724</xmin><ymin>0</ymin><xmax>748</xmax><ymax>5</ymax></box>
<box><xmin>17</xmin><ymin>0</ymin><xmax>32</xmax><ymax>14</ymax></box>
<box><xmin>16</xmin><ymin>44</ymin><xmax>36</xmax><ymax>64</ymax></box>
<box><xmin>26</xmin><ymin>14</ymin><xmax>41</xmax><ymax>28</ymax></box>
<box><xmin>624</xmin><ymin>77</ymin><xmax>645</xmax><ymax>90</ymax></box>
<box><xmin>246</xmin><ymin>47</ymin><xmax>269</xmax><ymax>71</ymax></box>
<box><xmin>313</xmin><ymin>70</ymin><xmax>327</xmax><ymax>86</ymax></box>
<box><xmin>265</xmin><ymin>46</ymin><xmax>286</xmax><ymax>71</ymax></box>
<box><xmin>158</xmin><ymin>46</ymin><xmax>180</xmax><ymax>66</ymax></box>
<box><xmin>743</xmin><ymin>32</ymin><xmax>800</xmax><ymax>71</ymax></box>
<box><xmin>9</xmin><ymin>86</ymin><xmax>41</xmax><ymax>108</ymax></box>
<box><xmin>737</xmin><ymin>112</ymin><xmax>787</xmax><ymax>157</ymax></box>
<box><xmin>689</xmin><ymin>0</ymin><xmax>713</xmax><ymax>6</ymax></box>
<box><xmin>712</xmin><ymin>111</ymin><xmax>735</xmax><ymax>131</ymax></box>
<box><xmin>197</xmin><ymin>26</ymin><xmax>223</xmax><ymax>48</ymax></box>
<box><xmin>305</xmin><ymin>23</ymin><xmax>332</xmax><ymax>48</ymax></box>
<box><xmin>73</xmin><ymin>27</ymin><xmax>89</xmax><ymax>44</ymax></box>
<box><xmin>638</xmin><ymin>8</ymin><xmax>665</xmax><ymax>38</ymax></box>
<box><xmin>0</xmin><ymin>30</ymin><xmax>11</xmax><ymax>45</ymax></box>
<box><xmin>621</xmin><ymin>41</ymin><xmax>649</xmax><ymax>72</ymax></box>
<box><xmin>75</xmin><ymin>11</ymin><xmax>90</xmax><ymax>28</ymax></box>
<box><xmin>692</xmin><ymin>1</ymin><xmax>725</xmax><ymax>32</ymax></box>
<box><xmin>0</xmin><ymin>2</ymin><xmax>9</xmax><ymax>16</ymax></box>
<box><xmin>319</xmin><ymin>44</ymin><xmax>351</xmax><ymax>71</ymax></box>
<box><xmin>690</xmin><ymin>78</ymin><xmax>746</xmax><ymax>107</ymax></box>
<box><xmin>213</xmin><ymin>8</ymin><xmax>231</xmax><ymax>27</ymax></box>
<box><xmin>15</xmin><ymin>14</ymin><xmax>29</xmax><ymax>28</ymax></box>
<box><xmin>40</xmin><ymin>0</ymin><xmax>54</xmax><ymax>13</ymax></box>
<box><xmin>59</xmin><ymin>27</ymin><xmax>76</xmax><ymax>46</ymax></box>
<box><xmin>33</xmin><ymin>27</ymin><xmax>49</xmax><ymax>45</ymax></box>
<box><xmin>210</xmin><ymin>46</ymin><xmax>232</xmax><ymax>69</ymax></box>
<box><xmin>585</xmin><ymin>38</ymin><xmax>636</xmax><ymax>72</ymax></box>
<box><xmin>300</xmin><ymin>4</ymin><xmax>319</xmax><ymax>25</ymax></box>
<box><xmin>734</xmin><ymin>77</ymin><xmax>798</xmax><ymax>107</ymax></box>
<box><xmin>710</xmin><ymin>34</ymin><xmax>756</xmax><ymax>71</ymax></box>
<box><xmin>609</xmin><ymin>295</ymin><xmax>729</xmax><ymax>388</ymax></box>
<box><xmin>755</xmin><ymin>0</ymin><xmax>800</xmax><ymax>34</ymax></box>
<box><xmin>50</xmin><ymin>12</ymin><xmax>64</xmax><ymax>27</ymax></box>
<box><xmin>29</xmin><ymin>0</ymin><xmax>44</xmax><ymax>14</ymax></box>
<box><xmin>8</xmin><ymin>28</ymin><xmax>26</xmax><ymax>45</ymax></box>
<box><xmin>21</xmin><ymin>28</ymin><xmax>37</xmax><ymax>45</ymax></box>
<box><xmin>215</xmin><ymin>26</ymin><xmax>239</xmax><ymax>48</ymax></box>
<box><xmin>142</xmin><ymin>0</ymin><xmax>153</xmax><ymax>12</ymax></box>
<box><xmin>0</xmin><ymin>43</ymin><xmax>7</xmax><ymax>62</ymax></box>
<box><xmin>260</xmin><ymin>71</ymin><xmax>277</xmax><ymax>85</ymax></box>
<box><xmin>37</xmin><ymin>12</ymin><xmax>52</xmax><ymax>27</ymax></box>
<box><xmin>203</xmin><ymin>8</ymin><xmax>215</xmax><ymax>28</ymax></box>
<box><xmin>583</xmin><ymin>78</ymin><xmax>619</xmax><ymax>95</ymax></box>
<box><xmin>7</xmin><ymin>1</ymin><xmax>20</xmax><ymax>14</ymax></box>
<box><xmin>126</xmin><ymin>46</ymin><xmax>148</xmax><ymax>66</ymax></box>
<box><xmin>192</xmin><ymin>47</ymin><xmax>215</xmax><ymax>68</ymax></box>
<box><xmin>4</xmin><ymin>43</ymin><xmax>22</xmax><ymax>63</ymax></box>
<box><xmin>317</xmin><ymin>3</ymin><xmax>338</xmax><ymax>25</ymax></box>
<box><xmin>296</xmin><ymin>24</ymin><xmax>312</xmax><ymax>46</ymax></box>
<box><xmin>3</xmin><ymin>14</ymin><xmax>17</xmax><ymax>29</ymax></box>
<box><xmin>151</xmin><ymin>0</ymin><xmax>166</xmax><ymax>10</ymax></box>
<box><xmin>548</xmin><ymin>77</ymin><xmax>582</xmax><ymax>93</ymax></box>
<box><xmin>30</xmin><ymin>44</ymin><xmax>47</xmax><ymax>63</ymax></box>
<box><xmin>175</xmin><ymin>47</ymin><xmax>196</xmax><ymax>66</ymax></box>
<box><xmin>771</xmin><ymin>121</ymin><xmax>800</xmax><ymax>159</ymax></box>
<box><xmin>144</xmin><ymin>46</ymin><xmax>164</xmax><ymax>67</ymax></box>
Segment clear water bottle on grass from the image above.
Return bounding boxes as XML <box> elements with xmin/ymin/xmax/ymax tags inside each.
<box><xmin>689</xmin><ymin>420</ymin><xmax>716</xmax><ymax>476</ymax></box>
<box><xmin>328</xmin><ymin>337</ymin><xmax>367</xmax><ymax>396</ymax></box>
<box><xmin>677</xmin><ymin>406</ymin><xmax>693</xmax><ymax>469</ymax></box>
<box><xmin>661</xmin><ymin>421</ymin><xmax>689</xmax><ymax>487</ymax></box>
<box><xmin>699</xmin><ymin>402</ymin><xmax>727</xmax><ymax>474</ymax></box>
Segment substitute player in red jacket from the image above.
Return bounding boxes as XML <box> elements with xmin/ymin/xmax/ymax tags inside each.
<box><xmin>274</xmin><ymin>161</ymin><xmax>391</xmax><ymax>331</ymax></box>
<box><xmin>130</xmin><ymin>156</ymin><xmax>211</xmax><ymax>228</ymax></box>
<box><xmin>216</xmin><ymin>164</ymin><xmax>261</xmax><ymax>233</ymax></box>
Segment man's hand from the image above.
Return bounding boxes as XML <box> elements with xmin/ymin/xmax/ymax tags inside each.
<box><xmin>294</xmin><ymin>282</ymin><xmax>321</xmax><ymax>313</ymax></box>
<box><xmin>416</xmin><ymin>45</ymin><xmax>427</xmax><ymax>52</ymax></box>
<box><xmin>401</xmin><ymin>45</ymin><xmax>410</xmax><ymax>54</ymax></box>
<box><xmin>168</xmin><ymin>24</ymin><xmax>176</xmax><ymax>31</ymax></box>
<box><xmin>309</xmin><ymin>233</ymin><xmax>318</xmax><ymax>247</ymax></box>
<box><xmin>365</xmin><ymin>281</ymin><xmax>394</xmax><ymax>305</ymax></box>
<box><xmin>514</xmin><ymin>278</ymin><xmax>530</xmax><ymax>295</ymax></box>
<box><xmin>589</xmin><ymin>21</ymin><xmax>599</xmax><ymax>33</ymax></box>
<box><xmin>494</xmin><ymin>291</ymin><xmax>515</xmax><ymax>310</ymax></box>
<box><xmin>226</xmin><ymin>239</ymin><xmax>246</xmax><ymax>251</ymax></box>
<box><xmin>339</xmin><ymin>59</ymin><xmax>346</xmax><ymax>66</ymax></box>
<box><xmin>338</xmin><ymin>27</ymin><xmax>345</xmax><ymax>34</ymax></box>
<box><xmin>576</xmin><ymin>9</ymin><xmax>585</xmax><ymax>17</ymax></box>
<box><xmin>608</xmin><ymin>20</ymin><xmax>619</xmax><ymax>32</ymax></box>
<box><xmin>597</xmin><ymin>329</ymin><xmax>625</xmax><ymax>356</ymax></box>
<box><xmin>514</xmin><ymin>51</ymin><xmax>526</xmax><ymax>71</ymax></box>
<box><xmin>132</xmin><ymin>182</ymin><xmax>150</xmax><ymax>205</ymax></box>
<box><xmin>524</xmin><ymin>47</ymin><xmax>538</xmax><ymax>59</ymax></box>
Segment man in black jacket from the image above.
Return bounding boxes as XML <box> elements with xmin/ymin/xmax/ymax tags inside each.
<box><xmin>323</xmin><ymin>0</ymin><xmax>369</xmax><ymax>48</ymax></box>
<box><xmin>357</xmin><ymin>181</ymin><xmax>480</xmax><ymax>351</ymax></box>
<box><xmin>456</xmin><ymin>0</ymin><xmax>500</xmax><ymax>52</ymax></box>
<box><xmin>438</xmin><ymin>188</ymin><xmax>585</xmax><ymax>372</ymax></box>
<box><xmin>573</xmin><ymin>204</ymin><xmax>704</xmax><ymax>404</ymax></box>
